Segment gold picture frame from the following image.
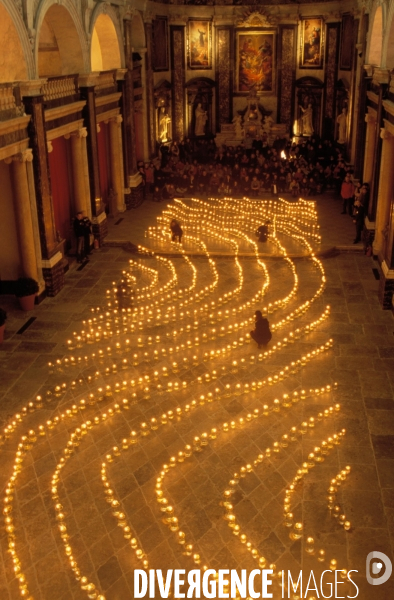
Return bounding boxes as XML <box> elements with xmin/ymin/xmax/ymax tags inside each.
<box><xmin>235</xmin><ymin>31</ymin><xmax>275</xmax><ymax>94</ymax></box>
<box><xmin>187</xmin><ymin>19</ymin><xmax>212</xmax><ymax>70</ymax></box>
<box><xmin>299</xmin><ymin>17</ymin><xmax>324</xmax><ymax>69</ymax></box>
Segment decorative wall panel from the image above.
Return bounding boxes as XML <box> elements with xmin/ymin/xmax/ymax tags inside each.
<box><xmin>152</xmin><ymin>17</ymin><xmax>169</xmax><ymax>72</ymax></box>
<box><xmin>323</xmin><ymin>23</ymin><xmax>339</xmax><ymax>138</ymax></box>
<box><xmin>277</xmin><ymin>26</ymin><xmax>296</xmax><ymax>130</ymax></box>
<box><xmin>216</xmin><ymin>27</ymin><xmax>232</xmax><ymax>128</ymax></box>
<box><xmin>340</xmin><ymin>14</ymin><xmax>354</xmax><ymax>70</ymax></box>
<box><xmin>170</xmin><ymin>26</ymin><xmax>185</xmax><ymax>141</ymax></box>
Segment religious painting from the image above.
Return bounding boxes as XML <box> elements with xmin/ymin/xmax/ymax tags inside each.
<box><xmin>236</xmin><ymin>32</ymin><xmax>275</xmax><ymax>94</ymax></box>
<box><xmin>299</xmin><ymin>17</ymin><xmax>324</xmax><ymax>69</ymax></box>
<box><xmin>340</xmin><ymin>14</ymin><xmax>355</xmax><ymax>70</ymax></box>
<box><xmin>187</xmin><ymin>19</ymin><xmax>212</xmax><ymax>70</ymax></box>
<box><xmin>152</xmin><ymin>17</ymin><xmax>169</xmax><ymax>72</ymax></box>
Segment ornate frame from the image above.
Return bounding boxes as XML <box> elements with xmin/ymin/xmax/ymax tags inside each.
<box><xmin>339</xmin><ymin>14</ymin><xmax>354</xmax><ymax>71</ymax></box>
<box><xmin>299</xmin><ymin>17</ymin><xmax>324</xmax><ymax>69</ymax></box>
<box><xmin>152</xmin><ymin>17</ymin><xmax>169</xmax><ymax>72</ymax></box>
<box><xmin>235</xmin><ymin>30</ymin><xmax>276</xmax><ymax>95</ymax></box>
<box><xmin>187</xmin><ymin>19</ymin><xmax>212</xmax><ymax>70</ymax></box>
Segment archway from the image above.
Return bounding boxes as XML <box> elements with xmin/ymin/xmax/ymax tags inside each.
<box><xmin>130</xmin><ymin>13</ymin><xmax>146</xmax><ymax>49</ymax></box>
<box><xmin>368</xmin><ymin>6</ymin><xmax>383</xmax><ymax>66</ymax></box>
<box><xmin>0</xmin><ymin>2</ymin><xmax>29</xmax><ymax>82</ymax></box>
<box><xmin>91</xmin><ymin>13</ymin><xmax>122</xmax><ymax>71</ymax></box>
<box><xmin>36</xmin><ymin>4</ymin><xmax>85</xmax><ymax>76</ymax></box>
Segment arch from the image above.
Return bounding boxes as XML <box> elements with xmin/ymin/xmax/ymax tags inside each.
<box><xmin>35</xmin><ymin>0</ymin><xmax>89</xmax><ymax>76</ymax></box>
<box><xmin>89</xmin><ymin>6</ymin><xmax>124</xmax><ymax>71</ymax></box>
<box><xmin>130</xmin><ymin>12</ymin><xmax>146</xmax><ymax>49</ymax></box>
<box><xmin>367</xmin><ymin>5</ymin><xmax>383</xmax><ymax>66</ymax></box>
<box><xmin>185</xmin><ymin>77</ymin><xmax>216</xmax><ymax>88</ymax></box>
<box><xmin>0</xmin><ymin>0</ymin><xmax>35</xmax><ymax>81</ymax></box>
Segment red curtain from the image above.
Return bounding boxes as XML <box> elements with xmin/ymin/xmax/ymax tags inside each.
<box><xmin>48</xmin><ymin>137</ymin><xmax>72</xmax><ymax>245</ymax></box>
<box><xmin>97</xmin><ymin>123</ymin><xmax>110</xmax><ymax>208</ymax></box>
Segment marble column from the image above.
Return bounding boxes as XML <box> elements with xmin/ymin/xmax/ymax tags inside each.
<box><xmin>363</xmin><ymin>113</ymin><xmax>377</xmax><ymax>186</ymax></box>
<box><xmin>124</xmin><ymin>19</ymin><xmax>143</xmax><ymax>207</ymax></box>
<box><xmin>9</xmin><ymin>149</ymin><xmax>39</xmax><ymax>282</ymax></box>
<box><xmin>108</xmin><ymin>115</ymin><xmax>126</xmax><ymax>215</ymax></box>
<box><xmin>23</xmin><ymin>93</ymin><xmax>58</xmax><ymax>259</ymax></box>
<box><xmin>70</xmin><ymin>127</ymin><xmax>89</xmax><ymax>215</ymax></box>
<box><xmin>79</xmin><ymin>76</ymin><xmax>102</xmax><ymax>218</ymax></box>
<box><xmin>144</xmin><ymin>18</ymin><xmax>156</xmax><ymax>156</ymax></box>
<box><xmin>374</xmin><ymin>127</ymin><xmax>394</xmax><ymax>258</ymax></box>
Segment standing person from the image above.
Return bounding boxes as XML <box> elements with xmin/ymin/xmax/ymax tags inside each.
<box><xmin>82</xmin><ymin>213</ymin><xmax>92</xmax><ymax>257</ymax></box>
<box><xmin>170</xmin><ymin>219</ymin><xmax>183</xmax><ymax>243</ymax></box>
<box><xmin>256</xmin><ymin>221</ymin><xmax>269</xmax><ymax>242</ymax></box>
<box><xmin>144</xmin><ymin>162</ymin><xmax>155</xmax><ymax>197</ymax></box>
<box><xmin>250</xmin><ymin>310</ymin><xmax>272</xmax><ymax>348</ymax></box>
<box><xmin>340</xmin><ymin>173</ymin><xmax>355</xmax><ymax>215</ymax></box>
<box><xmin>352</xmin><ymin>199</ymin><xmax>365</xmax><ymax>244</ymax></box>
<box><xmin>73</xmin><ymin>211</ymin><xmax>86</xmax><ymax>263</ymax></box>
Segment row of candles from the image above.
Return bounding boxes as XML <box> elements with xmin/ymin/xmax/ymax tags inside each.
<box><xmin>3</xmin><ymin>328</ymin><xmax>337</xmax><ymax>599</ymax></box>
<box><xmin>0</xmin><ymin>199</ymin><xmax>322</xmax><ymax>444</ymax></box>
<box><xmin>1</xmin><ymin>295</ymin><xmax>331</xmax><ymax>447</ymax></box>
<box><xmin>2</xmin><ymin>196</ymin><xmax>342</xmax><ymax>600</ymax></box>
<box><xmin>70</xmin><ymin>196</ymin><xmax>321</xmax><ymax>354</ymax></box>
<box><xmin>0</xmin><ymin>204</ymin><xmax>322</xmax><ymax>448</ymax></box>
<box><xmin>72</xmin><ymin>210</ymin><xmax>321</xmax><ymax>354</ymax></box>
<box><xmin>151</xmin><ymin>399</ymin><xmax>348</xmax><ymax>598</ymax></box>
<box><xmin>77</xmin><ymin>196</ymin><xmax>316</xmax><ymax>340</ymax></box>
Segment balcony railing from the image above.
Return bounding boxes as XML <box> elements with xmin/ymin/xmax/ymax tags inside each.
<box><xmin>95</xmin><ymin>70</ymin><xmax>117</xmax><ymax>97</ymax></box>
<box><xmin>0</xmin><ymin>83</ymin><xmax>24</xmax><ymax>122</ymax></box>
<box><xmin>42</xmin><ymin>74</ymin><xmax>79</xmax><ymax>108</ymax></box>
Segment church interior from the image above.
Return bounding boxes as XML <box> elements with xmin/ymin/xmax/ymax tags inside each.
<box><xmin>0</xmin><ymin>0</ymin><xmax>394</xmax><ymax>598</ymax></box>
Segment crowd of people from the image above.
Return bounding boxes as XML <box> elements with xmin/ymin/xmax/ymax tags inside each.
<box><xmin>136</xmin><ymin>133</ymin><xmax>369</xmax><ymax>244</ymax></box>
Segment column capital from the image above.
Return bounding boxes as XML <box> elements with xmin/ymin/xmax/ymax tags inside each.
<box><xmin>76</xmin><ymin>127</ymin><xmax>88</xmax><ymax>139</ymax></box>
<box><xmin>380</xmin><ymin>128</ymin><xmax>393</xmax><ymax>141</ymax></box>
<box><xmin>115</xmin><ymin>69</ymin><xmax>128</xmax><ymax>81</ymax></box>
<box><xmin>107</xmin><ymin>115</ymin><xmax>123</xmax><ymax>126</ymax></box>
<box><xmin>12</xmin><ymin>149</ymin><xmax>34</xmax><ymax>163</ymax></box>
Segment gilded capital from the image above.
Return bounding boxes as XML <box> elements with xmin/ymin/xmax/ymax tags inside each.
<box><xmin>380</xmin><ymin>128</ymin><xmax>393</xmax><ymax>141</ymax></box>
<box><xmin>365</xmin><ymin>114</ymin><xmax>376</xmax><ymax>124</ymax></box>
<box><xmin>15</xmin><ymin>149</ymin><xmax>34</xmax><ymax>163</ymax></box>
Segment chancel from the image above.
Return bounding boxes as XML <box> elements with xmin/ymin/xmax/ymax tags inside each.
<box><xmin>0</xmin><ymin>0</ymin><xmax>394</xmax><ymax>599</ymax></box>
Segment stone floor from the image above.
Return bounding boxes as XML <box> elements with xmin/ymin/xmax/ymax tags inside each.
<box><xmin>0</xmin><ymin>193</ymin><xmax>393</xmax><ymax>600</ymax></box>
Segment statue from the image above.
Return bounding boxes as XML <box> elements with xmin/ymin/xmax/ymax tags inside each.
<box><xmin>158</xmin><ymin>107</ymin><xmax>171</xmax><ymax>142</ymax></box>
<box><xmin>336</xmin><ymin>108</ymin><xmax>347</xmax><ymax>144</ymax></box>
<box><xmin>194</xmin><ymin>103</ymin><xmax>208</xmax><ymax>137</ymax></box>
<box><xmin>263</xmin><ymin>115</ymin><xmax>273</xmax><ymax>135</ymax></box>
<box><xmin>246</xmin><ymin>93</ymin><xmax>263</xmax><ymax>125</ymax></box>
<box><xmin>299</xmin><ymin>103</ymin><xmax>314</xmax><ymax>136</ymax></box>
<box><xmin>232</xmin><ymin>114</ymin><xmax>244</xmax><ymax>138</ymax></box>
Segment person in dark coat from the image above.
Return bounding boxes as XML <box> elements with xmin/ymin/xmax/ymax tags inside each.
<box><xmin>256</xmin><ymin>221</ymin><xmax>270</xmax><ymax>242</ymax></box>
<box><xmin>352</xmin><ymin>199</ymin><xmax>365</xmax><ymax>244</ymax></box>
<box><xmin>82</xmin><ymin>213</ymin><xmax>92</xmax><ymax>257</ymax></box>
<box><xmin>170</xmin><ymin>219</ymin><xmax>183</xmax><ymax>243</ymax></box>
<box><xmin>73</xmin><ymin>211</ymin><xmax>86</xmax><ymax>263</ymax></box>
<box><xmin>250</xmin><ymin>310</ymin><xmax>272</xmax><ymax>348</ymax></box>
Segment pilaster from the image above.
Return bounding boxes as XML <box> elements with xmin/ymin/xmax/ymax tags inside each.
<box><xmin>23</xmin><ymin>92</ymin><xmax>58</xmax><ymax>260</ymax></box>
<box><xmin>8</xmin><ymin>149</ymin><xmax>39</xmax><ymax>283</ymax></box>
<box><xmin>79</xmin><ymin>77</ymin><xmax>103</xmax><ymax>218</ymax></box>
<box><xmin>373</xmin><ymin>127</ymin><xmax>394</xmax><ymax>258</ymax></box>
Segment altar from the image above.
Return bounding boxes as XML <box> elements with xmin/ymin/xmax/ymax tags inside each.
<box><xmin>215</xmin><ymin>90</ymin><xmax>288</xmax><ymax>147</ymax></box>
